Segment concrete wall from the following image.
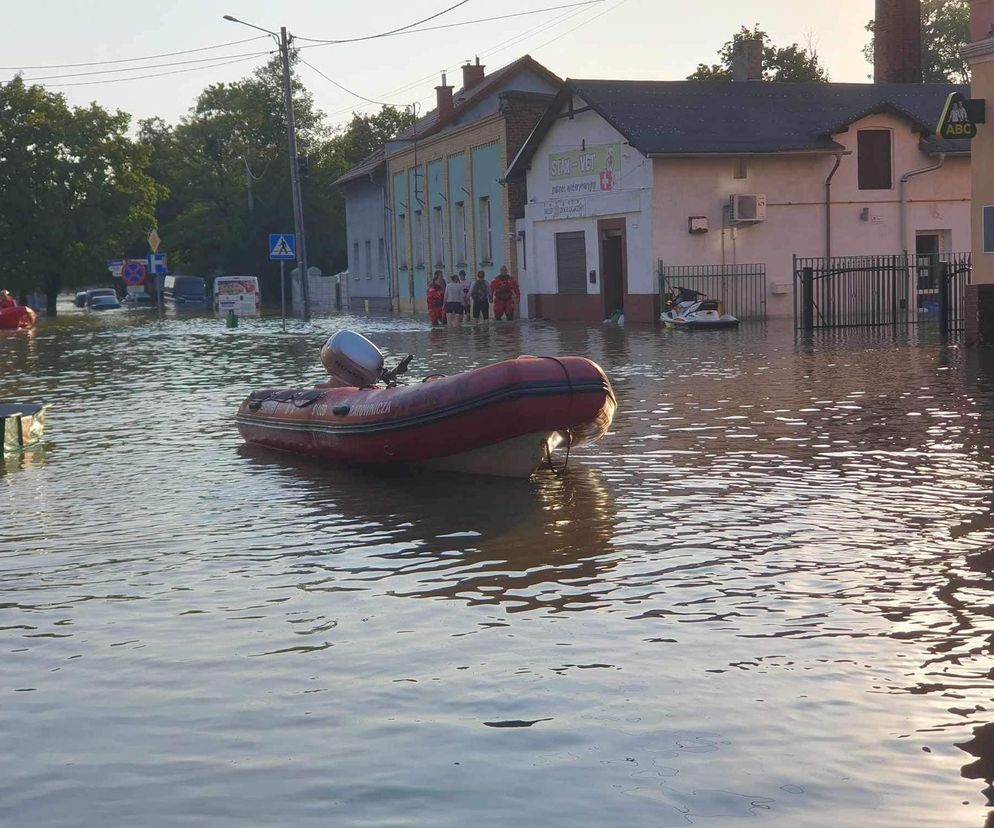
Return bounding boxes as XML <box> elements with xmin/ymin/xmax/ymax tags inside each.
<box><xmin>652</xmin><ymin>113</ymin><xmax>969</xmax><ymax>318</ymax></box>
<box><xmin>343</xmin><ymin>172</ymin><xmax>391</xmax><ymax>312</ymax></box>
<box><xmin>515</xmin><ymin>98</ymin><xmax>662</xmax><ymax>323</ymax></box>
<box><xmin>520</xmin><ymin>104</ymin><xmax>970</xmax><ymax>322</ymax></box>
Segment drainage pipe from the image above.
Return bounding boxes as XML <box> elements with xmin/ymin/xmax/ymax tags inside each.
<box><xmin>899</xmin><ymin>154</ymin><xmax>946</xmax><ymax>253</ymax></box>
<box><xmin>824</xmin><ymin>153</ymin><xmax>843</xmax><ymax>257</ymax></box>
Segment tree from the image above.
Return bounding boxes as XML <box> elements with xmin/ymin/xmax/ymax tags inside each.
<box><xmin>863</xmin><ymin>0</ymin><xmax>970</xmax><ymax>83</ymax></box>
<box><xmin>0</xmin><ymin>77</ymin><xmax>162</xmax><ymax>314</ymax></box>
<box><xmin>687</xmin><ymin>25</ymin><xmax>830</xmax><ymax>82</ymax></box>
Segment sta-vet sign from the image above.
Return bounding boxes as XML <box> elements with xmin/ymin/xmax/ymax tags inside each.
<box><xmin>548</xmin><ymin>142</ymin><xmax>620</xmax><ymax>197</ymax></box>
<box><xmin>936</xmin><ymin>92</ymin><xmax>986</xmax><ymax>140</ymax></box>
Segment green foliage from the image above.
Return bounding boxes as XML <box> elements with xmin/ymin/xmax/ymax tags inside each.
<box><xmin>0</xmin><ymin>51</ymin><xmax>416</xmax><ymax>309</ymax></box>
<box><xmin>863</xmin><ymin>0</ymin><xmax>970</xmax><ymax>83</ymax></box>
<box><xmin>0</xmin><ymin>76</ymin><xmax>162</xmax><ymax>312</ymax></box>
<box><xmin>140</xmin><ymin>53</ymin><xmax>414</xmax><ymax>299</ymax></box>
<box><xmin>687</xmin><ymin>25</ymin><xmax>829</xmax><ymax>82</ymax></box>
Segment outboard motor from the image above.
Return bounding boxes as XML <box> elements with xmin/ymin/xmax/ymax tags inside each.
<box><xmin>320</xmin><ymin>330</ymin><xmax>385</xmax><ymax>387</ymax></box>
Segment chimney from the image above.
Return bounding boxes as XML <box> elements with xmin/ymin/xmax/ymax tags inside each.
<box><xmin>873</xmin><ymin>0</ymin><xmax>922</xmax><ymax>83</ymax></box>
<box><xmin>435</xmin><ymin>72</ymin><xmax>454</xmax><ymax>118</ymax></box>
<box><xmin>731</xmin><ymin>37</ymin><xmax>763</xmax><ymax>81</ymax></box>
<box><xmin>970</xmin><ymin>0</ymin><xmax>994</xmax><ymax>41</ymax></box>
<box><xmin>462</xmin><ymin>57</ymin><xmax>485</xmax><ymax>91</ymax></box>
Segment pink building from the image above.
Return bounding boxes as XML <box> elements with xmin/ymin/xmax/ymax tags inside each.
<box><xmin>506</xmin><ymin>75</ymin><xmax>971</xmax><ymax>323</ymax></box>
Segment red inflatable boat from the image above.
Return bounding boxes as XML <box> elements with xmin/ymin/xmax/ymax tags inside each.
<box><xmin>0</xmin><ymin>305</ymin><xmax>36</xmax><ymax>330</ymax></box>
<box><xmin>237</xmin><ymin>350</ymin><xmax>616</xmax><ymax>478</ymax></box>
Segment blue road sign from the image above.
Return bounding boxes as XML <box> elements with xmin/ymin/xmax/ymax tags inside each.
<box><xmin>147</xmin><ymin>253</ymin><xmax>168</xmax><ymax>274</ymax></box>
<box><xmin>269</xmin><ymin>233</ymin><xmax>296</xmax><ymax>260</ymax></box>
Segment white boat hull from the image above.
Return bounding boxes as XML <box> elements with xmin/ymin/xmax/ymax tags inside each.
<box><xmin>417</xmin><ymin>431</ymin><xmax>563</xmax><ymax>478</ymax></box>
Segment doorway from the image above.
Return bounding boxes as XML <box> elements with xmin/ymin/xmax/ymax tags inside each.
<box><xmin>599</xmin><ymin>218</ymin><xmax>627</xmax><ymax>318</ymax></box>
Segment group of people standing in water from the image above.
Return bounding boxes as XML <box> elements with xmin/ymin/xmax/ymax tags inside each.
<box><xmin>426</xmin><ymin>266</ymin><xmax>520</xmax><ymax>328</ymax></box>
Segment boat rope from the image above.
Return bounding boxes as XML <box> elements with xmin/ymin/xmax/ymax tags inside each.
<box><xmin>543</xmin><ymin>428</ymin><xmax>573</xmax><ymax>476</ymax></box>
<box><xmin>539</xmin><ymin>355</ymin><xmax>576</xmax><ymax>476</ymax></box>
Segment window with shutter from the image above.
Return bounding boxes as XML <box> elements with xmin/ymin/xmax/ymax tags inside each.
<box><xmin>857</xmin><ymin>130</ymin><xmax>892</xmax><ymax>190</ymax></box>
<box><xmin>555</xmin><ymin>231</ymin><xmax>586</xmax><ymax>294</ymax></box>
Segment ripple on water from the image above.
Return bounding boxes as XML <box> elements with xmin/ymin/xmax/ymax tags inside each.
<box><xmin>1</xmin><ymin>310</ymin><xmax>994</xmax><ymax>826</ymax></box>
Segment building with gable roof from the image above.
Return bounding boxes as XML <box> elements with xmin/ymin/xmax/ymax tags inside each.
<box><xmin>336</xmin><ymin>56</ymin><xmax>560</xmax><ymax>314</ymax></box>
<box><xmin>505</xmin><ymin>49</ymin><xmax>971</xmax><ymax>323</ymax></box>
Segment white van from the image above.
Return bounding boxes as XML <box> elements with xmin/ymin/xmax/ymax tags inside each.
<box><xmin>213</xmin><ymin>276</ymin><xmax>261</xmax><ymax>318</ymax></box>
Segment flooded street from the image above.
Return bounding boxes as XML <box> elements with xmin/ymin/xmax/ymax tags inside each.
<box><xmin>3</xmin><ymin>307</ymin><xmax>994</xmax><ymax>826</ymax></box>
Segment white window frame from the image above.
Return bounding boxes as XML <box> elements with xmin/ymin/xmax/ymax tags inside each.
<box><xmin>478</xmin><ymin>196</ymin><xmax>492</xmax><ymax>264</ymax></box>
<box><xmin>432</xmin><ymin>205</ymin><xmax>446</xmax><ymax>268</ymax></box>
<box><xmin>414</xmin><ymin>210</ymin><xmax>425</xmax><ymax>269</ymax></box>
<box><xmin>397</xmin><ymin>213</ymin><xmax>408</xmax><ymax>268</ymax></box>
<box><xmin>353</xmin><ymin>241</ymin><xmax>360</xmax><ymax>281</ymax></box>
<box><xmin>455</xmin><ymin>201</ymin><xmax>467</xmax><ymax>266</ymax></box>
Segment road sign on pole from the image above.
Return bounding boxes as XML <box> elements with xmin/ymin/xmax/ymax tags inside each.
<box><xmin>148</xmin><ymin>229</ymin><xmax>161</xmax><ymax>253</ymax></box>
<box><xmin>122</xmin><ymin>260</ymin><xmax>146</xmax><ymax>285</ymax></box>
<box><xmin>147</xmin><ymin>253</ymin><xmax>167</xmax><ymax>274</ymax></box>
<box><xmin>269</xmin><ymin>233</ymin><xmax>296</xmax><ymax>260</ymax></box>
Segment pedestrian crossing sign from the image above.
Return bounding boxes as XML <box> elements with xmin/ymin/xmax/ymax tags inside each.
<box><xmin>269</xmin><ymin>233</ymin><xmax>296</xmax><ymax>260</ymax></box>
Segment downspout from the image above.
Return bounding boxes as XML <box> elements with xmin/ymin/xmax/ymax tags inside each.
<box><xmin>824</xmin><ymin>153</ymin><xmax>843</xmax><ymax>257</ymax></box>
<box><xmin>899</xmin><ymin>153</ymin><xmax>946</xmax><ymax>254</ymax></box>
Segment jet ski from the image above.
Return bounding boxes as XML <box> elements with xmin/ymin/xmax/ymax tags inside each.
<box><xmin>660</xmin><ymin>286</ymin><xmax>739</xmax><ymax>330</ymax></box>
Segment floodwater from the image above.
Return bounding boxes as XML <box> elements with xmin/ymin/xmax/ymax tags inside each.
<box><xmin>3</xmin><ymin>305</ymin><xmax>994</xmax><ymax>827</ymax></box>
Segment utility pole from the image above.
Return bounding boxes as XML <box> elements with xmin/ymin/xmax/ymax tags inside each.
<box><xmin>279</xmin><ymin>26</ymin><xmax>310</xmax><ymax>321</ymax></box>
<box><xmin>222</xmin><ymin>15</ymin><xmax>311</xmax><ymax>321</ymax></box>
<box><xmin>241</xmin><ymin>156</ymin><xmax>254</xmax><ymax>214</ymax></box>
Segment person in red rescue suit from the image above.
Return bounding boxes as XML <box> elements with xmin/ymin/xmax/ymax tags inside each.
<box><xmin>427</xmin><ymin>271</ymin><xmax>446</xmax><ymax>327</ymax></box>
<box><xmin>490</xmin><ymin>266</ymin><xmax>520</xmax><ymax>321</ymax></box>
<box><xmin>0</xmin><ymin>290</ymin><xmax>15</xmax><ymax>309</ymax></box>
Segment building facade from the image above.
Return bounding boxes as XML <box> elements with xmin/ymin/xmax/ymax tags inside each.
<box><xmin>507</xmin><ymin>74</ymin><xmax>971</xmax><ymax>323</ymax></box>
<box><xmin>339</xmin><ymin>150</ymin><xmax>392</xmax><ymax>312</ymax></box>
<box><xmin>337</xmin><ymin>55</ymin><xmax>559</xmax><ymax>316</ymax></box>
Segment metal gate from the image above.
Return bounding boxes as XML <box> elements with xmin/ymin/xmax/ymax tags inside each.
<box><xmin>793</xmin><ymin>253</ymin><xmax>971</xmax><ymax>332</ymax></box>
<box><xmin>658</xmin><ymin>262</ymin><xmax>767</xmax><ymax>321</ymax></box>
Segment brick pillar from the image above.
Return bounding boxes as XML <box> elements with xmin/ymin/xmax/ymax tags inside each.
<box><xmin>965</xmin><ymin>284</ymin><xmax>994</xmax><ymax>346</ymax></box>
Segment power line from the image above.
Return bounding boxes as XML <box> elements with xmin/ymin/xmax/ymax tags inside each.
<box><xmin>0</xmin><ymin>35</ymin><xmax>270</xmax><ymax>71</ymax></box>
<box><xmin>299</xmin><ymin>0</ymin><xmax>604</xmax><ymax>49</ymax></box>
<box><xmin>524</xmin><ymin>0</ymin><xmax>631</xmax><ymax>56</ymax></box>
<box><xmin>299</xmin><ymin>58</ymin><xmax>403</xmax><ymax>107</ymax></box>
<box><xmin>17</xmin><ymin>50</ymin><xmax>274</xmax><ymax>82</ymax></box>
<box><xmin>320</xmin><ymin>0</ymin><xmax>607</xmax><ymax>117</ymax></box>
<box><xmin>294</xmin><ymin>0</ymin><xmax>473</xmax><ymax>44</ymax></box>
<box><xmin>42</xmin><ymin>53</ymin><xmax>272</xmax><ymax>88</ymax></box>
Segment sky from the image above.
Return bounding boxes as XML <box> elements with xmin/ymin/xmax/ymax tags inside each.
<box><xmin>1</xmin><ymin>0</ymin><xmax>878</xmax><ymax>130</ymax></box>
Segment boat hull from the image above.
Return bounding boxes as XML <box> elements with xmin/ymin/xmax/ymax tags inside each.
<box><xmin>236</xmin><ymin>356</ymin><xmax>615</xmax><ymax>477</ymax></box>
<box><xmin>0</xmin><ymin>306</ymin><xmax>36</xmax><ymax>330</ymax></box>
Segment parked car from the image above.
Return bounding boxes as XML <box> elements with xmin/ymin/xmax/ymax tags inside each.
<box><xmin>75</xmin><ymin>288</ymin><xmax>117</xmax><ymax>308</ymax></box>
<box><xmin>123</xmin><ymin>291</ymin><xmax>153</xmax><ymax>307</ymax></box>
<box><xmin>88</xmin><ymin>295</ymin><xmax>122</xmax><ymax>310</ymax></box>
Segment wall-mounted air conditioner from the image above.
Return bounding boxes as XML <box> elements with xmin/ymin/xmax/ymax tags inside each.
<box><xmin>729</xmin><ymin>194</ymin><xmax>767</xmax><ymax>223</ymax></box>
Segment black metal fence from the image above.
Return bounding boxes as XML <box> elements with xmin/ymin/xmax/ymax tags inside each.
<box><xmin>915</xmin><ymin>252</ymin><xmax>971</xmax><ymax>334</ymax></box>
<box><xmin>793</xmin><ymin>253</ymin><xmax>971</xmax><ymax>333</ymax></box>
<box><xmin>658</xmin><ymin>262</ymin><xmax>767</xmax><ymax>321</ymax></box>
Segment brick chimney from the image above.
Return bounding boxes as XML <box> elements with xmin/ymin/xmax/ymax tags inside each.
<box><xmin>873</xmin><ymin>0</ymin><xmax>922</xmax><ymax>82</ymax></box>
<box><xmin>462</xmin><ymin>57</ymin><xmax>485</xmax><ymax>91</ymax></box>
<box><xmin>970</xmin><ymin>0</ymin><xmax>994</xmax><ymax>41</ymax></box>
<box><xmin>731</xmin><ymin>37</ymin><xmax>763</xmax><ymax>81</ymax></box>
<box><xmin>436</xmin><ymin>72</ymin><xmax>454</xmax><ymax>118</ymax></box>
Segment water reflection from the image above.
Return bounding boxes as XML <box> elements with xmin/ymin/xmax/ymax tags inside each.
<box><xmin>237</xmin><ymin>446</ymin><xmax>617</xmax><ymax>612</ymax></box>
<box><xmin>6</xmin><ymin>312</ymin><xmax>994</xmax><ymax>825</ymax></box>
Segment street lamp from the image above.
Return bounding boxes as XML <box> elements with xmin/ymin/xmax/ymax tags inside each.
<box><xmin>223</xmin><ymin>14</ymin><xmax>311</xmax><ymax>320</ymax></box>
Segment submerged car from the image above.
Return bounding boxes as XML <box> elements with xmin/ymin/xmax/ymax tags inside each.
<box><xmin>75</xmin><ymin>288</ymin><xmax>118</xmax><ymax>308</ymax></box>
<box><xmin>89</xmin><ymin>295</ymin><xmax>122</xmax><ymax>310</ymax></box>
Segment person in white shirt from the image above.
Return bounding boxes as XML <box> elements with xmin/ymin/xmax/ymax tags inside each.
<box><xmin>444</xmin><ymin>274</ymin><xmax>465</xmax><ymax>327</ymax></box>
